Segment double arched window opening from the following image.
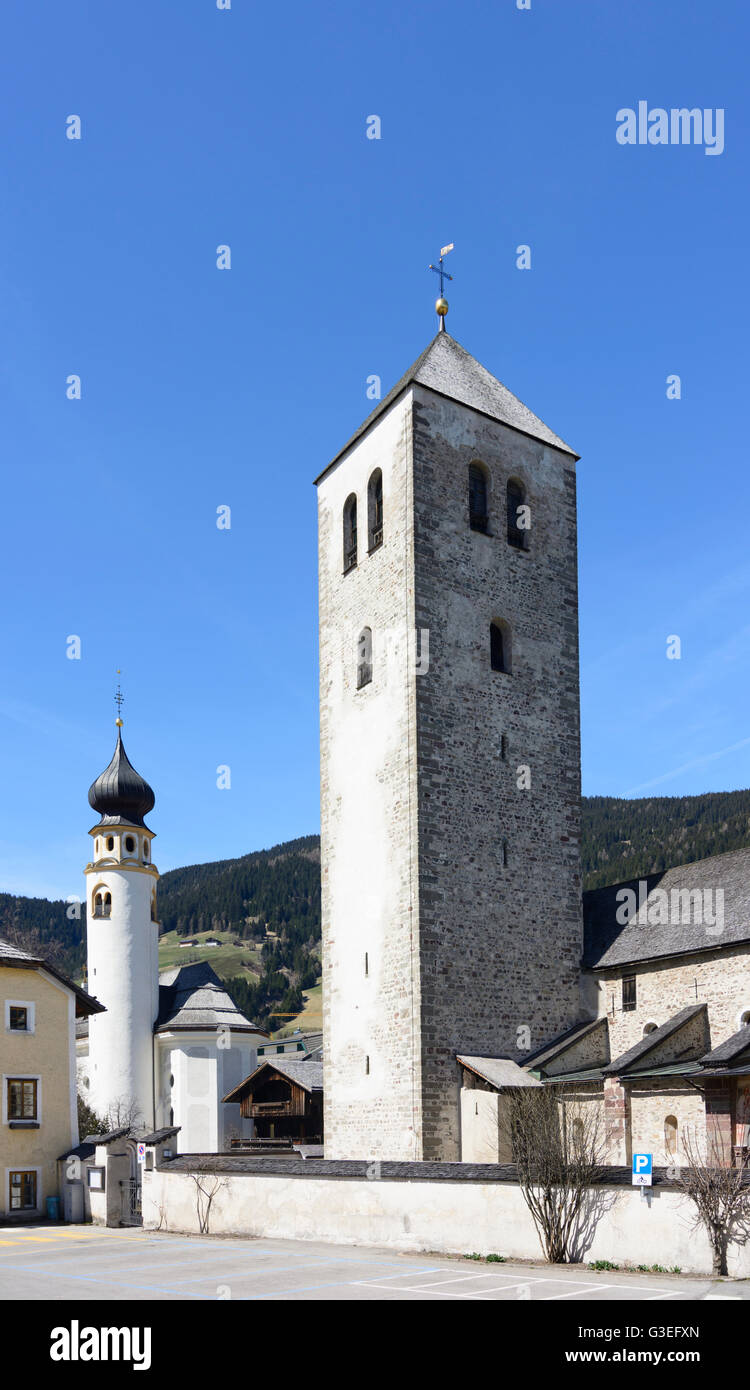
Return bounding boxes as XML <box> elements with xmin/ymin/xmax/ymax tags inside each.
<box><xmin>93</xmin><ymin>889</ymin><xmax>112</xmax><ymax>919</ymax></box>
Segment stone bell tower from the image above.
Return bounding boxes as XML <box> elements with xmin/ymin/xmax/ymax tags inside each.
<box><xmin>85</xmin><ymin>708</ymin><xmax>159</xmax><ymax>1130</ymax></box>
<box><xmin>316</xmin><ymin>322</ymin><xmax>583</xmax><ymax>1161</ymax></box>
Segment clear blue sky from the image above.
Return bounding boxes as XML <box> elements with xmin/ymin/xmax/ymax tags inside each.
<box><xmin>1</xmin><ymin>0</ymin><xmax>747</xmax><ymax>899</ymax></box>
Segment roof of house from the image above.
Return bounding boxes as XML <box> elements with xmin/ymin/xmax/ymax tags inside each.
<box><xmin>140</xmin><ymin>1127</ymin><xmax>180</xmax><ymax>1145</ymax></box>
<box><xmin>223</xmin><ymin>1056</ymin><xmax>324</xmax><ymax>1104</ymax></box>
<box><xmin>0</xmin><ymin>939</ymin><xmax>105</xmax><ymax>1018</ymax></box>
<box><xmin>700</xmin><ymin>1023</ymin><xmax>750</xmax><ymax>1067</ymax></box>
<box><xmin>155</xmin><ymin>961</ymin><xmax>267</xmax><ymax>1036</ymax></box>
<box><xmin>315</xmin><ymin>331</ymin><xmax>578</xmax><ymax>484</ymax></box>
<box><xmin>457</xmin><ymin>1055</ymin><xmax>542</xmax><ymax>1090</ymax></box>
<box><xmin>58</xmin><ymin>1140</ymin><xmax>97</xmax><ymax>1162</ymax></box>
<box><xmin>522</xmin><ymin>1017</ymin><xmax>608</xmax><ymax>1071</ymax></box>
<box><xmin>603</xmin><ymin>1004</ymin><xmax>707</xmax><ymax>1076</ymax></box>
<box><xmin>584</xmin><ymin>847</ymin><xmax>750</xmax><ymax>970</ymax></box>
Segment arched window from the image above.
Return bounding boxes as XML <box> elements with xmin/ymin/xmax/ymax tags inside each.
<box><xmin>740</xmin><ymin>1009</ymin><xmax>750</xmax><ymax>1028</ymax></box>
<box><xmin>124</xmin><ymin>835</ymin><xmax>135</xmax><ymax>855</ymax></box>
<box><xmin>357</xmin><ymin>627</ymin><xmax>373</xmax><ymax>689</ymax></box>
<box><xmin>469</xmin><ymin>463</ymin><xmax>489</xmax><ymax>533</ymax></box>
<box><xmin>368</xmin><ymin>469</ymin><xmax>383</xmax><ymax>551</ymax></box>
<box><xmin>643</xmin><ymin>1021</ymin><xmax>658</xmax><ymax>1036</ymax></box>
<box><xmin>343</xmin><ymin>494</ymin><xmax>358</xmax><ymax>573</ymax></box>
<box><xmin>106</xmin><ymin>836</ymin><xmax>114</xmax><ymax>853</ymax></box>
<box><xmin>507</xmin><ymin>478</ymin><xmax>527</xmax><ymax>549</ymax></box>
<box><xmin>490</xmin><ymin>620</ymin><xmax>511</xmax><ymax>674</ymax></box>
<box><xmin>664</xmin><ymin>1114</ymin><xmax>678</xmax><ymax>1155</ymax></box>
<box><xmin>93</xmin><ymin>888</ymin><xmax>111</xmax><ymax>919</ymax></box>
<box><xmin>143</xmin><ymin>840</ymin><xmax>149</xmax><ymax>861</ymax></box>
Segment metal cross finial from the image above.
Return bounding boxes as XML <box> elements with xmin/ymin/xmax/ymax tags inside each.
<box><xmin>115</xmin><ymin>670</ymin><xmax>124</xmax><ymax>725</ymax></box>
<box><xmin>429</xmin><ymin>243</ymin><xmax>454</xmax><ymax>329</ymax></box>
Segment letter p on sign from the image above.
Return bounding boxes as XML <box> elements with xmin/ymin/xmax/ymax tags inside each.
<box><xmin>632</xmin><ymin>1152</ymin><xmax>653</xmax><ymax>1186</ymax></box>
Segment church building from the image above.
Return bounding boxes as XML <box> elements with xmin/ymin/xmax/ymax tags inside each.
<box><xmin>79</xmin><ymin>721</ymin><xmax>267</xmax><ymax>1152</ymax></box>
<box><xmin>316</xmin><ymin>317</ymin><xmax>584</xmax><ymax>1161</ymax></box>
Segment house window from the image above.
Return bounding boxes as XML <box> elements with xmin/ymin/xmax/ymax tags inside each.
<box><xmin>490</xmin><ymin>620</ymin><xmax>511</xmax><ymax>674</ymax></box>
<box><xmin>9</xmin><ymin>1171</ymin><xmax>37</xmax><ymax>1211</ymax></box>
<box><xmin>343</xmin><ymin>494</ymin><xmax>358</xmax><ymax>572</ymax></box>
<box><xmin>622</xmin><ymin>975</ymin><xmax>636</xmax><ymax>1012</ymax></box>
<box><xmin>365</xmin><ymin>1055</ymin><xmax>370</xmax><ymax>1075</ymax></box>
<box><xmin>469</xmin><ymin>463</ymin><xmax>489</xmax><ymax>533</ymax></box>
<box><xmin>124</xmin><ymin>835</ymin><xmax>135</xmax><ymax>854</ymax></box>
<box><xmin>368</xmin><ymin>469</ymin><xmax>383</xmax><ymax>550</ymax></box>
<box><xmin>8</xmin><ymin>1078</ymin><xmax>38</xmax><ymax>1121</ymax></box>
<box><xmin>357</xmin><ymin>627</ymin><xmax>373</xmax><ymax>689</ymax></box>
<box><xmin>8</xmin><ymin>1007</ymin><xmax>28</xmax><ymax>1032</ymax></box>
<box><xmin>106</xmin><ymin>837</ymin><xmax>114</xmax><ymax>852</ymax></box>
<box><xmin>507</xmin><ymin>478</ymin><xmax>527</xmax><ymax>549</ymax></box>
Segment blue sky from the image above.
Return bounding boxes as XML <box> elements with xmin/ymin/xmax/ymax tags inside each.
<box><xmin>1</xmin><ymin>0</ymin><xmax>747</xmax><ymax>898</ymax></box>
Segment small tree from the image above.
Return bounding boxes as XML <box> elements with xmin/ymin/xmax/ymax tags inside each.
<box><xmin>677</xmin><ymin>1123</ymin><xmax>750</xmax><ymax>1276</ymax></box>
<box><xmin>189</xmin><ymin>1164</ymin><xmax>227</xmax><ymax>1235</ymax></box>
<box><xmin>501</xmin><ymin>1084</ymin><xmax>607</xmax><ymax>1264</ymax></box>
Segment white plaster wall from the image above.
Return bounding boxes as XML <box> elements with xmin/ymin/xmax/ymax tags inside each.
<box><xmin>85</xmin><ymin>864</ymin><xmax>157</xmax><ymax>1128</ymax></box>
<box><xmin>143</xmin><ymin>1167</ymin><xmax>750</xmax><ymax>1277</ymax></box>
<box><xmin>318</xmin><ymin>391</ymin><xmax>423</xmax><ymax>1159</ymax></box>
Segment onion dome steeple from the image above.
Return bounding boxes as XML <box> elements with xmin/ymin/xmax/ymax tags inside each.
<box><xmin>88</xmin><ymin>676</ymin><xmax>155</xmax><ymax>828</ymax></box>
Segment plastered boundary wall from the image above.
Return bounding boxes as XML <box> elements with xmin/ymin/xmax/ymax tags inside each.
<box><xmin>143</xmin><ymin>1161</ymin><xmax>749</xmax><ymax>1277</ymax></box>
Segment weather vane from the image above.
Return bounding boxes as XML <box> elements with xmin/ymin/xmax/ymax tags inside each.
<box><xmin>115</xmin><ymin>670</ymin><xmax>124</xmax><ymax>728</ymax></box>
<box><xmin>429</xmin><ymin>243</ymin><xmax>454</xmax><ymax>330</ymax></box>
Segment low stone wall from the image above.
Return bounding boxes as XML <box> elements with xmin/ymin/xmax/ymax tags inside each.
<box><xmin>142</xmin><ymin>1158</ymin><xmax>750</xmax><ymax>1276</ymax></box>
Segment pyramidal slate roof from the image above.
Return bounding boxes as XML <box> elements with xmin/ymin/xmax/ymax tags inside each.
<box><xmin>584</xmin><ymin>847</ymin><xmax>750</xmax><ymax>970</ymax></box>
<box><xmin>315</xmin><ymin>331</ymin><xmax>578</xmax><ymax>483</ymax></box>
<box><xmin>155</xmin><ymin>961</ymin><xmax>266</xmax><ymax>1036</ymax></box>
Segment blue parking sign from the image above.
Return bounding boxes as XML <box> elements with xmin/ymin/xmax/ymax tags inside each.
<box><xmin>632</xmin><ymin>1152</ymin><xmax>653</xmax><ymax>1186</ymax></box>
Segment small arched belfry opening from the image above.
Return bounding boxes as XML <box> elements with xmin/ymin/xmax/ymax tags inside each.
<box><xmin>469</xmin><ymin>462</ymin><xmax>489</xmax><ymax>533</ymax></box>
<box><xmin>507</xmin><ymin>477</ymin><xmax>528</xmax><ymax>549</ymax></box>
<box><xmin>367</xmin><ymin>469</ymin><xmax>383</xmax><ymax>551</ymax></box>
<box><xmin>490</xmin><ymin>619</ymin><xmax>511</xmax><ymax>674</ymax></box>
<box><xmin>93</xmin><ymin>887</ymin><xmax>111</xmax><ymax>919</ymax></box>
<box><xmin>343</xmin><ymin>494</ymin><xmax>358</xmax><ymax>573</ymax></box>
<box><xmin>357</xmin><ymin>626</ymin><xmax>373</xmax><ymax>689</ymax></box>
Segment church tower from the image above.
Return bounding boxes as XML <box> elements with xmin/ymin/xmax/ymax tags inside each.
<box><xmin>316</xmin><ymin>327</ymin><xmax>583</xmax><ymax>1161</ymax></box>
<box><xmin>85</xmin><ymin>716</ymin><xmax>159</xmax><ymax>1129</ymax></box>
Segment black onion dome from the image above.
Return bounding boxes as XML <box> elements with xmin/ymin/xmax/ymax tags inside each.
<box><xmin>88</xmin><ymin>730</ymin><xmax>155</xmax><ymax>827</ymax></box>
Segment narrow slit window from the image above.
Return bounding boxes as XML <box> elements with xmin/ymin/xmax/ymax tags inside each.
<box><xmin>490</xmin><ymin>621</ymin><xmax>511</xmax><ymax>673</ymax></box>
<box><xmin>622</xmin><ymin>974</ymin><xmax>636</xmax><ymax>1012</ymax></box>
<box><xmin>469</xmin><ymin>463</ymin><xmax>489</xmax><ymax>533</ymax></box>
<box><xmin>343</xmin><ymin>494</ymin><xmax>358</xmax><ymax>572</ymax></box>
<box><xmin>357</xmin><ymin>626</ymin><xmax>373</xmax><ymax>689</ymax></box>
<box><xmin>507</xmin><ymin>479</ymin><xmax>527</xmax><ymax>549</ymax></box>
<box><xmin>368</xmin><ymin>469</ymin><xmax>383</xmax><ymax>550</ymax></box>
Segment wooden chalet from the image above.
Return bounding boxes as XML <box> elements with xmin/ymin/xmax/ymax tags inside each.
<box><xmin>222</xmin><ymin>1058</ymin><xmax>323</xmax><ymax>1143</ymax></box>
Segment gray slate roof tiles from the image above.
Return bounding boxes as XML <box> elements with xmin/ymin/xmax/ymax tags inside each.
<box><xmin>603</xmin><ymin>1004</ymin><xmax>706</xmax><ymax>1076</ymax></box>
<box><xmin>155</xmin><ymin>961</ymin><xmax>265</xmax><ymax>1035</ymax></box>
<box><xmin>315</xmin><ymin>331</ymin><xmax>578</xmax><ymax>483</ymax></box>
<box><xmin>584</xmin><ymin>847</ymin><xmax>750</xmax><ymax>970</ymax></box>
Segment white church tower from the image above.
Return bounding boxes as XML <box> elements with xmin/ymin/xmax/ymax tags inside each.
<box><xmin>84</xmin><ymin>708</ymin><xmax>159</xmax><ymax>1130</ymax></box>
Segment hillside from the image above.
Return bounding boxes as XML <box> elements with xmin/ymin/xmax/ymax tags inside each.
<box><xmin>3</xmin><ymin>791</ymin><xmax>750</xmax><ymax>1028</ymax></box>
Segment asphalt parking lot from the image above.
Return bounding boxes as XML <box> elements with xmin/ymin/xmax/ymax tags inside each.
<box><xmin>0</xmin><ymin>1225</ymin><xmax>747</xmax><ymax>1301</ymax></box>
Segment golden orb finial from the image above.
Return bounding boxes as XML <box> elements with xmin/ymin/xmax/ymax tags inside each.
<box><xmin>435</xmin><ymin>296</ymin><xmax>449</xmax><ymax>317</ymax></box>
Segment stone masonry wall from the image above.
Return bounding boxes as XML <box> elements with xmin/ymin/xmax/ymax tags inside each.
<box><xmin>411</xmin><ymin>386</ymin><xmax>584</xmax><ymax>1158</ymax></box>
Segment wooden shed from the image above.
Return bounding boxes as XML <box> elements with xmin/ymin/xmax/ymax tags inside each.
<box><xmin>222</xmin><ymin>1058</ymin><xmax>323</xmax><ymax>1143</ymax></box>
